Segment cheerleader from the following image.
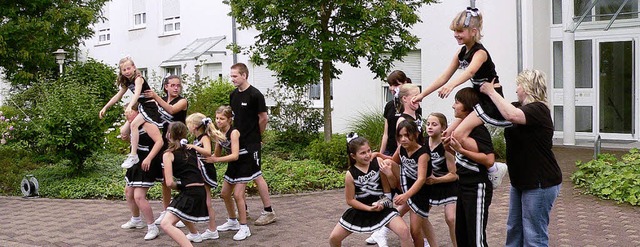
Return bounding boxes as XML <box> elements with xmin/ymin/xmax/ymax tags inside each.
<box><xmin>185</xmin><ymin>113</ymin><xmax>226</xmax><ymax>241</ymax></box>
<box><xmin>386</xmin><ymin>120</ymin><xmax>436</xmax><ymax>247</ymax></box>
<box><xmin>425</xmin><ymin>113</ymin><xmax>458</xmax><ymax>247</ymax></box>
<box><xmin>329</xmin><ymin>133</ymin><xmax>412</xmax><ymax>247</ymax></box>
<box><xmin>159</xmin><ymin>122</ymin><xmax>209</xmax><ymax>246</ymax></box>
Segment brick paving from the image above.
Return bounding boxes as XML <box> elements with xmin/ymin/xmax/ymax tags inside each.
<box><xmin>1</xmin><ymin>146</ymin><xmax>639</xmax><ymax>246</ymax></box>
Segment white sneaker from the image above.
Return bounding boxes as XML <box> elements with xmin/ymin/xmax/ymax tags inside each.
<box><xmin>217</xmin><ymin>219</ymin><xmax>240</xmax><ymax>231</ymax></box>
<box><xmin>366</xmin><ymin>226</ymin><xmax>388</xmax><ymax>245</ymax></box>
<box><xmin>370</xmin><ymin>226</ymin><xmax>388</xmax><ymax>247</ymax></box>
<box><xmin>488</xmin><ymin>162</ymin><xmax>508</xmax><ymax>188</ymax></box>
<box><xmin>121</xmin><ymin>219</ymin><xmax>145</xmax><ymax>229</ymax></box>
<box><xmin>144</xmin><ymin>225</ymin><xmax>159</xmax><ymax>240</ymax></box>
<box><xmin>233</xmin><ymin>225</ymin><xmax>251</xmax><ymax>241</ymax></box>
<box><xmin>154</xmin><ymin>211</ymin><xmax>166</xmax><ymax>225</ymax></box>
<box><xmin>176</xmin><ymin>221</ymin><xmax>185</xmax><ymax>228</ymax></box>
<box><xmin>121</xmin><ymin>154</ymin><xmax>139</xmax><ymax>169</ymax></box>
<box><xmin>424</xmin><ymin>238</ymin><xmax>430</xmax><ymax>247</ymax></box>
<box><xmin>186</xmin><ymin>232</ymin><xmax>202</xmax><ymax>243</ymax></box>
<box><xmin>201</xmin><ymin>229</ymin><xmax>219</xmax><ymax>240</ymax></box>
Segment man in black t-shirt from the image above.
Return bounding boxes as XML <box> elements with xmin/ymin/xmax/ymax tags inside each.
<box><xmin>446</xmin><ymin>88</ymin><xmax>495</xmax><ymax>247</ymax></box>
<box><xmin>229</xmin><ymin>63</ymin><xmax>277</xmax><ymax>227</ymax></box>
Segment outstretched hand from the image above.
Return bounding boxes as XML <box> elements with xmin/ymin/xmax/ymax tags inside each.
<box><xmin>411</xmin><ymin>94</ymin><xmax>424</xmax><ymax>104</ymax></box>
<box><xmin>438</xmin><ymin>83</ymin><xmax>455</xmax><ymax>98</ymax></box>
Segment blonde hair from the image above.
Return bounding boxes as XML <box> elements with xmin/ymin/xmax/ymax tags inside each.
<box><xmin>428</xmin><ymin>112</ymin><xmax>448</xmax><ymax>130</ymax></box>
<box><xmin>516</xmin><ymin>69</ymin><xmax>548</xmax><ymax>106</ymax></box>
<box><xmin>450</xmin><ymin>8</ymin><xmax>483</xmax><ymax>42</ymax></box>
<box><xmin>116</xmin><ymin>57</ymin><xmax>142</xmax><ymax>88</ymax></box>
<box><xmin>215</xmin><ymin>105</ymin><xmax>233</xmax><ymax>120</ymax></box>
<box><xmin>186</xmin><ymin>113</ymin><xmax>226</xmax><ymax>142</ymax></box>
<box><xmin>396</xmin><ymin>84</ymin><xmax>420</xmax><ymax>113</ymax></box>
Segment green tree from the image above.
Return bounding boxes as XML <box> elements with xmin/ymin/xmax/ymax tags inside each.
<box><xmin>226</xmin><ymin>0</ymin><xmax>437</xmax><ymax>141</ymax></box>
<box><xmin>0</xmin><ymin>0</ymin><xmax>108</xmax><ymax>87</ymax></box>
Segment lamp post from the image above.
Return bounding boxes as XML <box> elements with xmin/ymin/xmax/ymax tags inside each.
<box><xmin>53</xmin><ymin>48</ymin><xmax>68</xmax><ymax>74</ymax></box>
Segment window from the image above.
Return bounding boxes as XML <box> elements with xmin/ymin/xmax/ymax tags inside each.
<box><xmin>553</xmin><ymin>106</ymin><xmax>593</xmax><ymax>132</ymax></box>
<box><xmin>163</xmin><ymin>66</ymin><xmax>182</xmax><ymax>76</ymax></box>
<box><xmin>138</xmin><ymin>68</ymin><xmax>148</xmax><ymax>79</ymax></box>
<box><xmin>552</xmin><ymin>41</ymin><xmax>563</xmax><ymax>88</ymax></box>
<box><xmin>575</xmin><ymin>40</ymin><xmax>592</xmax><ymax>88</ymax></box>
<box><xmin>98</xmin><ymin>28</ymin><xmax>111</xmax><ymax>44</ymax></box>
<box><xmin>309</xmin><ymin>82</ymin><xmax>332</xmax><ymax>100</ymax></box>
<box><xmin>552</xmin><ymin>0</ymin><xmax>562</xmax><ymax>24</ymax></box>
<box><xmin>162</xmin><ymin>0</ymin><xmax>180</xmax><ymax>35</ymax></box>
<box><xmin>132</xmin><ymin>0</ymin><xmax>146</xmax><ymax>29</ymax></box>
<box><xmin>575</xmin><ymin>0</ymin><xmax>638</xmax><ymax>22</ymax></box>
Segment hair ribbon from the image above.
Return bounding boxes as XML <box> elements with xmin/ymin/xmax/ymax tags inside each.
<box><xmin>464</xmin><ymin>7</ymin><xmax>479</xmax><ymax>27</ymax></box>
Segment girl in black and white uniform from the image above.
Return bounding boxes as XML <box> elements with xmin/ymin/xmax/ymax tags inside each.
<box><xmin>396</xmin><ymin>84</ymin><xmax>425</xmax><ymax>146</ymax></box>
<box><xmin>329</xmin><ymin>133</ymin><xmax>412</xmax><ymax>247</ymax></box>
<box><xmin>424</xmin><ymin>112</ymin><xmax>458</xmax><ymax>247</ymax></box>
<box><xmin>386</xmin><ymin>120</ymin><xmax>436</xmax><ymax>247</ymax></box>
<box><xmin>160</xmin><ymin>122</ymin><xmax>209</xmax><ymax>246</ymax></box>
<box><xmin>185</xmin><ymin>113</ymin><xmax>226</xmax><ymax>241</ymax></box>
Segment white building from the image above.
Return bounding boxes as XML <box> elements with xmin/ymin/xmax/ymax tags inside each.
<box><xmin>78</xmin><ymin>0</ymin><xmax>639</xmax><ymax>146</ymax></box>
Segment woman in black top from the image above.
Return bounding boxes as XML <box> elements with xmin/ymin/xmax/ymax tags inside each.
<box><xmin>480</xmin><ymin>69</ymin><xmax>562</xmax><ymax>247</ymax></box>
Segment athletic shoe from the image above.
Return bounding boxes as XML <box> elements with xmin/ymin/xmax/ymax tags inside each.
<box><xmin>488</xmin><ymin>162</ymin><xmax>508</xmax><ymax>188</ymax></box>
<box><xmin>121</xmin><ymin>154</ymin><xmax>139</xmax><ymax>169</ymax></box>
<box><xmin>154</xmin><ymin>211</ymin><xmax>166</xmax><ymax>225</ymax></box>
<box><xmin>233</xmin><ymin>225</ymin><xmax>251</xmax><ymax>241</ymax></box>
<box><xmin>371</xmin><ymin>227</ymin><xmax>389</xmax><ymax>247</ymax></box>
<box><xmin>254</xmin><ymin>210</ymin><xmax>276</xmax><ymax>226</ymax></box>
<box><xmin>176</xmin><ymin>221</ymin><xmax>185</xmax><ymax>228</ymax></box>
<box><xmin>144</xmin><ymin>225</ymin><xmax>159</xmax><ymax>240</ymax></box>
<box><xmin>186</xmin><ymin>232</ymin><xmax>202</xmax><ymax>243</ymax></box>
<box><xmin>216</xmin><ymin>219</ymin><xmax>240</xmax><ymax>231</ymax></box>
<box><xmin>424</xmin><ymin>238</ymin><xmax>431</xmax><ymax>247</ymax></box>
<box><xmin>374</xmin><ymin>196</ymin><xmax>393</xmax><ymax>208</ymax></box>
<box><xmin>201</xmin><ymin>229</ymin><xmax>219</xmax><ymax>240</ymax></box>
<box><xmin>121</xmin><ymin>219</ymin><xmax>145</xmax><ymax>229</ymax></box>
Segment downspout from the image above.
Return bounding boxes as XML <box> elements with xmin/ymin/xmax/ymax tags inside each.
<box><xmin>563</xmin><ymin>0</ymin><xmax>576</xmax><ymax>145</ymax></box>
<box><xmin>232</xmin><ymin>16</ymin><xmax>238</xmax><ymax>64</ymax></box>
<box><xmin>516</xmin><ymin>0</ymin><xmax>523</xmax><ymax>73</ymax></box>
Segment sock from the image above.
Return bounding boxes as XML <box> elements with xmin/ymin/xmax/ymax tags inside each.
<box><xmin>147</xmin><ymin>224</ymin><xmax>156</xmax><ymax>230</ymax></box>
<box><xmin>229</xmin><ymin>218</ymin><xmax>238</xmax><ymax>222</ymax></box>
<box><xmin>131</xmin><ymin>216</ymin><xmax>141</xmax><ymax>222</ymax></box>
<box><xmin>384</xmin><ymin>193</ymin><xmax>392</xmax><ymax>200</ymax></box>
<box><xmin>488</xmin><ymin>164</ymin><xmax>497</xmax><ymax>173</ymax></box>
<box><xmin>264</xmin><ymin>206</ymin><xmax>273</xmax><ymax>212</ymax></box>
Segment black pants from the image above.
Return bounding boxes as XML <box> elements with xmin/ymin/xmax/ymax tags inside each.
<box><xmin>456</xmin><ymin>181</ymin><xmax>493</xmax><ymax>247</ymax></box>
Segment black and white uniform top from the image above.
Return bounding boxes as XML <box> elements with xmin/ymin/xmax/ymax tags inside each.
<box><xmin>399</xmin><ymin>145</ymin><xmax>431</xmax><ymax>217</ymax></box>
<box><xmin>338</xmin><ymin>158</ymin><xmax>399</xmax><ymax>233</ymax></box>
<box><xmin>427</xmin><ymin>142</ymin><xmax>458</xmax><ymax>206</ymax></box>
<box><xmin>194</xmin><ymin>134</ymin><xmax>217</xmax><ymax>189</ymax></box>
<box><xmin>384</xmin><ymin>100</ymin><xmax>422</xmax><ymax>155</ymax></box>
<box><xmin>159</xmin><ymin>95</ymin><xmax>187</xmax><ymax>126</ymax></box>
<box><xmin>458</xmin><ymin>43</ymin><xmax>511</xmax><ymax>127</ymax></box>
<box><xmin>219</xmin><ymin>127</ymin><xmax>262</xmax><ymax>184</ymax></box>
<box><xmin>455</xmin><ymin>125</ymin><xmax>494</xmax><ymax>185</ymax></box>
<box><xmin>399</xmin><ymin>113</ymin><xmax>425</xmax><ymax>145</ymax></box>
<box><xmin>125</xmin><ymin>126</ymin><xmax>162</xmax><ymax>187</ymax></box>
<box><xmin>166</xmin><ymin>148</ymin><xmax>209</xmax><ymax>223</ymax></box>
<box><xmin>125</xmin><ymin>76</ymin><xmax>163</xmax><ymax>128</ymax></box>
<box><xmin>230</xmin><ymin>85</ymin><xmax>267</xmax><ymax>150</ymax></box>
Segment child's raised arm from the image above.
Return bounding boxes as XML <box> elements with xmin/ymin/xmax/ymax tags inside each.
<box><xmin>100</xmin><ymin>86</ymin><xmax>128</xmax><ymax>119</ymax></box>
<box><xmin>448</xmin><ymin>135</ymin><xmax>494</xmax><ymax>168</ymax></box>
<box><xmin>413</xmin><ymin>52</ymin><xmax>460</xmax><ymax>103</ymax></box>
<box><xmin>438</xmin><ymin>49</ymin><xmax>488</xmax><ymax>99</ymax></box>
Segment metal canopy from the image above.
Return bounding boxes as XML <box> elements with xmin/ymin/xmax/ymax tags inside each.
<box><xmin>161</xmin><ymin>36</ymin><xmax>227</xmax><ymax>64</ymax></box>
<box><xmin>572</xmin><ymin>0</ymin><xmax>637</xmax><ymax>31</ymax></box>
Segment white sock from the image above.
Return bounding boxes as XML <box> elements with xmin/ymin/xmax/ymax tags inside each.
<box><xmin>488</xmin><ymin>164</ymin><xmax>497</xmax><ymax>173</ymax></box>
<box><xmin>147</xmin><ymin>224</ymin><xmax>156</xmax><ymax>230</ymax></box>
<box><xmin>131</xmin><ymin>216</ymin><xmax>141</xmax><ymax>222</ymax></box>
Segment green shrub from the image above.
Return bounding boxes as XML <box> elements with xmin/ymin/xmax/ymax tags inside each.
<box><xmin>347</xmin><ymin>109</ymin><xmax>384</xmax><ymax>152</ymax></box>
<box><xmin>571</xmin><ymin>149</ymin><xmax>640</xmax><ymax>206</ymax></box>
<box><xmin>0</xmin><ymin>145</ymin><xmax>44</xmax><ymax>195</ymax></box>
<box><xmin>487</xmin><ymin>126</ymin><xmax>506</xmax><ymax>161</ymax></box>
<box><xmin>250</xmin><ymin>155</ymin><xmax>344</xmax><ymax>194</ymax></box>
<box><xmin>308</xmin><ymin>133</ymin><xmax>348</xmax><ymax>170</ymax></box>
<box><xmin>183</xmin><ymin>76</ymin><xmax>235</xmax><ymax>117</ymax></box>
<box><xmin>262</xmin><ymin>130</ymin><xmax>312</xmax><ymax>160</ymax></box>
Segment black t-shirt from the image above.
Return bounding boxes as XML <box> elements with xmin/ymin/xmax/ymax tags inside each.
<box><xmin>383</xmin><ymin>100</ymin><xmax>423</xmax><ymax>154</ymax></box>
<box><xmin>230</xmin><ymin>85</ymin><xmax>267</xmax><ymax>147</ymax></box>
<box><xmin>504</xmin><ymin>102</ymin><xmax>562</xmax><ymax>189</ymax></box>
<box><xmin>455</xmin><ymin>125</ymin><xmax>494</xmax><ymax>184</ymax></box>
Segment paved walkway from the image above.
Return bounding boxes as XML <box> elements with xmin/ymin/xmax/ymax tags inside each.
<box><xmin>1</xmin><ymin>147</ymin><xmax>639</xmax><ymax>246</ymax></box>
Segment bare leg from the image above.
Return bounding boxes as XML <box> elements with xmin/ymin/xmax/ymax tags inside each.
<box><xmin>328</xmin><ymin>223</ymin><xmax>352</xmax><ymax>247</ymax></box>
<box><xmin>422</xmin><ymin>216</ymin><xmax>439</xmax><ymax>247</ymax></box>
<box><xmin>409</xmin><ymin>212</ymin><xmax>425</xmax><ymax>247</ymax></box>
<box><xmin>444</xmin><ymin>203</ymin><xmax>458</xmax><ymax>247</ymax></box>
<box><xmin>129</xmin><ymin>114</ymin><xmax>146</xmax><ymax>156</ymax></box>
<box><xmin>160</xmin><ymin>213</ymin><xmax>192</xmax><ymax>247</ymax></box>
<box><xmin>220</xmin><ymin>181</ymin><xmax>237</xmax><ymax>219</ymax></box>
<box><xmin>204</xmin><ymin>184</ymin><xmax>216</xmax><ymax>231</ymax></box>
<box><xmin>125</xmin><ymin>186</ymin><xmax>140</xmax><ymax>217</ymax></box>
<box><xmin>233</xmin><ymin>183</ymin><xmax>248</xmax><ymax>224</ymax></box>
<box><xmin>133</xmin><ymin>187</ymin><xmax>154</xmax><ymax>225</ymax></box>
<box><xmin>387</xmin><ymin>216</ymin><xmax>413</xmax><ymax>247</ymax></box>
<box><xmin>254</xmin><ymin>176</ymin><xmax>272</xmax><ymax>208</ymax></box>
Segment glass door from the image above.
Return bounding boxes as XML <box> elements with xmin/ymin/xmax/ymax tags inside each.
<box><xmin>598</xmin><ymin>40</ymin><xmax>634</xmax><ymax>139</ymax></box>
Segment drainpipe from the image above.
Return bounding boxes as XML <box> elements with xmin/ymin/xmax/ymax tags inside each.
<box><xmin>232</xmin><ymin>16</ymin><xmax>238</xmax><ymax>64</ymax></box>
<box><xmin>562</xmin><ymin>0</ymin><xmax>576</xmax><ymax>145</ymax></box>
<box><xmin>516</xmin><ymin>0</ymin><xmax>523</xmax><ymax>73</ymax></box>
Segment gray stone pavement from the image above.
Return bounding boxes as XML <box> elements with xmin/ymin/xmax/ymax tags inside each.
<box><xmin>1</xmin><ymin>146</ymin><xmax>639</xmax><ymax>246</ymax></box>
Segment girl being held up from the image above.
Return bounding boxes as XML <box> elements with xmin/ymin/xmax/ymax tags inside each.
<box><xmin>329</xmin><ymin>133</ymin><xmax>412</xmax><ymax>247</ymax></box>
<box><xmin>184</xmin><ymin>113</ymin><xmax>227</xmax><ymax>241</ymax></box>
<box><xmin>411</xmin><ymin>8</ymin><xmax>508</xmax><ymax>188</ymax></box>
<box><xmin>160</xmin><ymin>122</ymin><xmax>210</xmax><ymax>246</ymax></box>
<box><xmin>100</xmin><ymin>57</ymin><xmax>164</xmax><ymax>169</ymax></box>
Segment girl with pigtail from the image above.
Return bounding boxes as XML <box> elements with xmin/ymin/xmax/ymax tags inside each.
<box><xmin>159</xmin><ymin>122</ymin><xmax>209</xmax><ymax>246</ymax></box>
<box><xmin>184</xmin><ymin>113</ymin><xmax>227</xmax><ymax>241</ymax></box>
<box><xmin>329</xmin><ymin>133</ymin><xmax>412</xmax><ymax>247</ymax></box>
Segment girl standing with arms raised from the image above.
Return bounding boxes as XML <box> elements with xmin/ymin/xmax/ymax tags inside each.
<box><xmin>206</xmin><ymin>106</ymin><xmax>251</xmax><ymax>241</ymax></box>
<box><xmin>329</xmin><ymin>134</ymin><xmax>412</xmax><ymax>247</ymax></box>
<box><xmin>185</xmin><ymin>113</ymin><xmax>226</xmax><ymax>241</ymax></box>
<box><xmin>411</xmin><ymin>8</ymin><xmax>507</xmax><ymax>188</ymax></box>
<box><xmin>100</xmin><ymin>57</ymin><xmax>164</xmax><ymax>169</ymax></box>
<box><xmin>385</xmin><ymin>120</ymin><xmax>436</xmax><ymax>247</ymax></box>
<box><xmin>424</xmin><ymin>112</ymin><xmax>458</xmax><ymax>247</ymax></box>
<box><xmin>160</xmin><ymin>122</ymin><xmax>210</xmax><ymax>245</ymax></box>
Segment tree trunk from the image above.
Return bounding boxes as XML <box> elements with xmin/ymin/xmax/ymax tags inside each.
<box><xmin>322</xmin><ymin>59</ymin><xmax>332</xmax><ymax>142</ymax></box>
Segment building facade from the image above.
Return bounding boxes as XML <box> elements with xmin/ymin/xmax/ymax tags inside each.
<box><xmin>76</xmin><ymin>0</ymin><xmax>639</xmax><ymax>144</ymax></box>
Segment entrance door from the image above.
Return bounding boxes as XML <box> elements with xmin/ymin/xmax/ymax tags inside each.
<box><xmin>598</xmin><ymin>40</ymin><xmax>634</xmax><ymax>139</ymax></box>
